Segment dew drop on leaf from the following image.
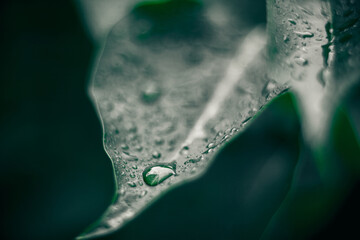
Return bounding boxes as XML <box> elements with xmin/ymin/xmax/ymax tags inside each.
<box><xmin>184</xmin><ymin>157</ymin><xmax>201</xmax><ymax>165</ymax></box>
<box><xmin>294</xmin><ymin>31</ymin><xmax>314</xmax><ymax>38</ymax></box>
<box><xmin>152</xmin><ymin>151</ymin><xmax>161</xmax><ymax>159</ymax></box>
<box><xmin>294</xmin><ymin>56</ymin><xmax>308</xmax><ymax>66</ymax></box>
<box><xmin>143</xmin><ymin>163</ymin><xmax>176</xmax><ymax>186</ymax></box>
<box><xmin>154</xmin><ymin>136</ymin><xmax>164</xmax><ymax>145</ymax></box>
<box><xmin>206</xmin><ymin>142</ymin><xmax>216</xmax><ymax>149</ymax></box>
<box><xmin>121</xmin><ymin>144</ymin><xmax>129</xmax><ymax>150</ymax></box>
<box><xmin>180</xmin><ymin>146</ymin><xmax>189</xmax><ymax>156</ymax></box>
<box><xmin>122</xmin><ymin>152</ymin><xmax>138</xmax><ymax>161</ymax></box>
<box><xmin>288</xmin><ymin>19</ymin><xmax>297</xmax><ymax>25</ymax></box>
<box><xmin>127</xmin><ymin>182</ymin><xmax>137</xmax><ymax>188</ymax></box>
<box><xmin>140</xmin><ymin>82</ymin><xmax>162</xmax><ymax>104</ymax></box>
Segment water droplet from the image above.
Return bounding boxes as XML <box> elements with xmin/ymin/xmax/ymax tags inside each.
<box><xmin>141</xmin><ymin>82</ymin><xmax>161</xmax><ymax>104</ymax></box>
<box><xmin>184</xmin><ymin>157</ymin><xmax>201</xmax><ymax>165</ymax></box>
<box><xmin>121</xmin><ymin>144</ymin><xmax>129</xmax><ymax>150</ymax></box>
<box><xmin>130</xmin><ymin>172</ymin><xmax>136</xmax><ymax>178</ymax></box>
<box><xmin>140</xmin><ymin>190</ymin><xmax>147</xmax><ymax>197</ymax></box>
<box><xmin>180</xmin><ymin>146</ymin><xmax>189</xmax><ymax>156</ymax></box>
<box><xmin>317</xmin><ymin>68</ymin><xmax>331</xmax><ymax>87</ymax></box>
<box><xmin>132</xmin><ymin>165</ymin><xmax>138</xmax><ymax>169</ymax></box>
<box><xmin>119</xmin><ymin>187</ymin><xmax>126</xmax><ymax>196</ymax></box>
<box><xmin>283</xmin><ymin>35</ymin><xmax>290</xmax><ymax>43</ymax></box>
<box><xmin>122</xmin><ymin>152</ymin><xmax>138</xmax><ymax>161</ymax></box>
<box><xmin>221</xmin><ymin>134</ymin><xmax>230</xmax><ymax>143</ymax></box>
<box><xmin>241</xmin><ymin>117</ymin><xmax>252</xmax><ymax>126</ymax></box>
<box><xmin>135</xmin><ymin>145</ymin><xmax>143</xmax><ymax>152</ymax></box>
<box><xmin>294</xmin><ymin>31</ymin><xmax>314</xmax><ymax>38</ymax></box>
<box><xmin>128</xmin><ymin>182</ymin><xmax>137</xmax><ymax>187</ymax></box>
<box><xmin>206</xmin><ymin>142</ymin><xmax>216</xmax><ymax>149</ymax></box>
<box><xmin>230</xmin><ymin>127</ymin><xmax>238</xmax><ymax>135</ymax></box>
<box><xmin>262</xmin><ymin>78</ymin><xmax>277</xmax><ymax>98</ymax></box>
<box><xmin>152</xmin><ymin>151</ymin><xmax>161</xmax><ymax>159</ymax></box>
<box><xmin>143</xmin><ymin>162</ymin><xmax>176</xmax><ymax>186</ymax></box>
<box><xmin>125</xmin><ymin>122</ymin><xmax>137</xmax><ymax>133</ymax></box>
<box><xmin>294</xmin><ymin>56</ymin><xmax>308</xmax><ymax>66</ymax></box>
<box><xmin>288</xmin><ymin>19</ymin><xmax>297</xmax><ymax>25</ymax></box>
<box><xmin>154</xmin><ymin>136</ymin><xmax>164</xmax><ymax>145</ymax></box>
<box><xmin>202</xmin><ymin>148</ymin><xmax>213</xmax><ymax>154</ymax></box>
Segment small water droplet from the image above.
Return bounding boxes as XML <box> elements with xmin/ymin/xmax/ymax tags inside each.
<box><xmin>121</xmin><ymin>144</ymin><xmax>129</xmax><ymax>150</ymax></box>
<box><xmin>154</xmin><ymin>136</ymin><xmax>164</xmax><ymax>145</ymax></box>
<box><xmin>132</xmin><ymin>165</ymin><xmax>138</xmax><ymax>169</ymax></box>
<box><xmin>119</xmin><ymin>187</ymin><xmax>126</xmax><ymax>196</ymax></box>
<box><xmin>283</xmin><ymin>35</ymin><xmax>290</xmax><ymax>43</ymax></box>
<box><xmin>230</xmin><ymin>127</ymin><xmax>238</xmax><ymax>135</ymax></box>
<box><xmin>288</xmin><ymin>19</ymin><xmax>297</xmax><ymax>25</ymax></box>
<box><xmin>180</xmin><ymin>146</ymin><xmax>189</xmax><ymax>156</ymax></box>
<box><xmin>294</xmin><ymin>31</ymin><xmax>314</xmax><ymax>38</ymax></box>
<box><xmin>125</xmin><ymin>122</ymin><xmax>137</xmax><ymax>133</ymax></box>
<box><xmin>135</xmin><ymin>145</ymin><xmax>143</xmax><ymax>152</ymax></box>
<box><xmin>206</xmin><ymin>142</ymin><xmax>216</xmax><ymax>149</ymax></box>
<box><xmin>241</xmin><ymin>117</ymin><xmax>252</xmax><ymax>126</ymax></box>
<box><xmin>128</xmin><ymin>182</ymin><xmax>137</xmax><ymax>187</ymax></box>
<box><xmin>141</xmin><ymin>82</ymin><xmax>161</xmax><ymax>104</ymax></box>
<box><xmin>143</xmin><ymin>162</ymin><xmax>176</xmax><ymax>186</ymax></box>
<box><xmin>221</xmin><ymin>134</ymin><xmax>230</xmax><ymax>142</ymax></box>
<box><xmin>317</xmin><ymin>68</ymin><xmax>331</xmax><ymax>87</ymax></box>
<box><xmin>122</xmin><ymin>152</ymin><xmax>138</xmax><ymax>161</ymax></box>
<box><xmin>130</xmin><ymin>172</ymin><xmax>136</xmax><ymax>178</ymax></box>
<box><xmin>140</xmin><ymin>190</ymin><xmax>147</xmax><ymax>197</ymax></box>
<box><xmin>294</xmin><ymin>56</ymin><xmax>308</xmax><ymax>66</ymax></box>
<box><xmin>202</xmin><ymin>148</ymin><xmax>213</xmax><ymax>154</ymax></box>
<box><xmin>184</xmin><ymin>157</ymin><xmax>201</xmax><ymax>165</ymax></box>
<box><xmin>152</xmin><ymin>151</ymin><xmax>161</xmax><ymax>159</ymax></box>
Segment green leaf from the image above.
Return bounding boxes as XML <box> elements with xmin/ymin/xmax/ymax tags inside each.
<box><xmin>77</xmin><ymin>0</ymin><xmax>286</xmax><ymax>238</ymax></box>
<box><xmin>77</xmin><ymin>0</ymin><xmax>360</xmax><ymax>238</ymax></box>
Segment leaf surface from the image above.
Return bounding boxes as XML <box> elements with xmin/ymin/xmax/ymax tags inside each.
<box><xmin>78</xmin><ymin>0</ymin><xmax>360</xmax><ymax>238</ymax></box>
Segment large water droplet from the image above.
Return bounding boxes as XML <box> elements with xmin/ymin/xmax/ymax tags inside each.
<box><xmin>143</xmin><ymin>163</ymin><xmax>176</xmax><ymax>186</ymax></box>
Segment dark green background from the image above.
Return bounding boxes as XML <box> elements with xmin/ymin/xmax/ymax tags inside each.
<box><xmin>0</xmin><ymin>0</ymin><xmax>359</xmax><ymax>239</ymax></box>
